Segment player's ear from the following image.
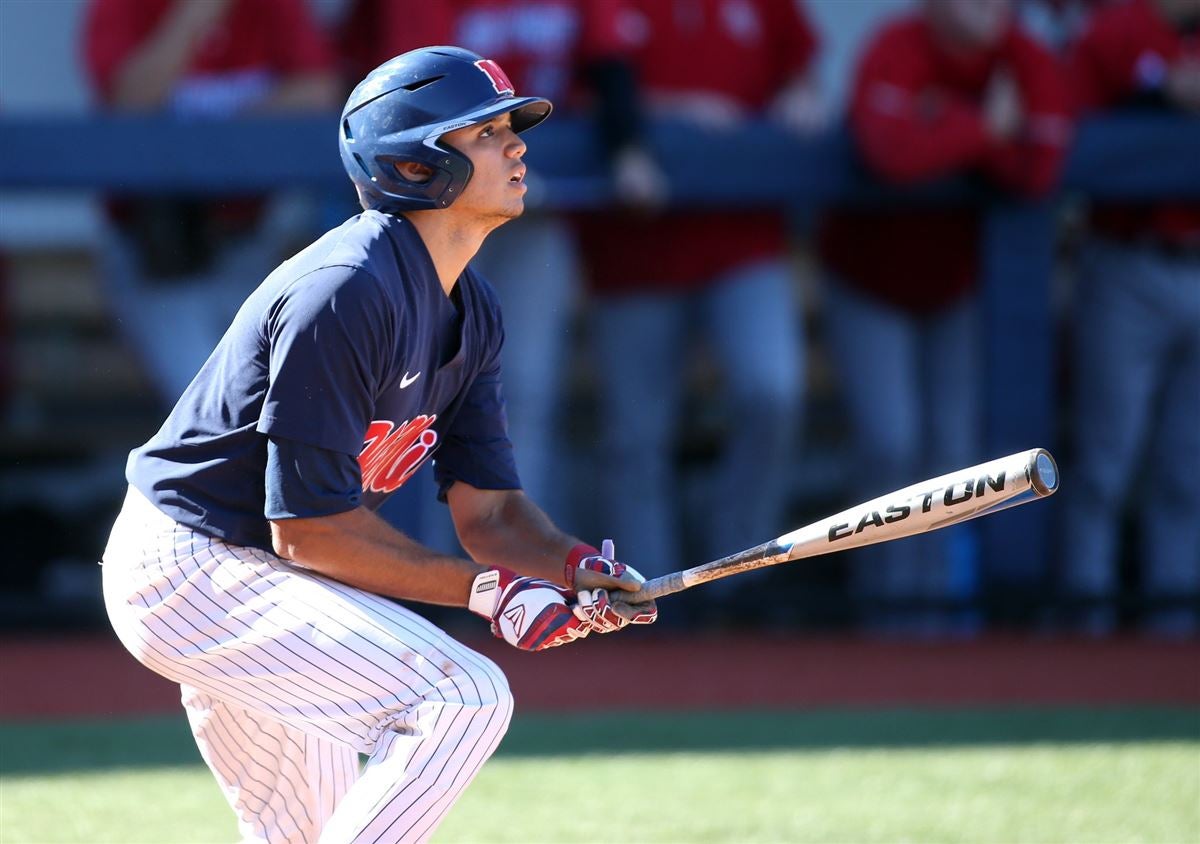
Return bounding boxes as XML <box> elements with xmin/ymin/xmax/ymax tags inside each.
<box><xmin>393</xmin><ymin>161</ymin><xmax>435</xmax><ymax>184</ymax></box>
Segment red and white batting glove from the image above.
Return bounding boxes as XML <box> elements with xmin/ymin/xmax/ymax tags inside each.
<box><xmin>565</xmin><ymin>540</ymin><xmax>658</xmax><ymax>632</ymax></box>
<box><xmin>469</xmin><ymin>567</ymin><xmax>591</xmax><ymax>652</ymax></box>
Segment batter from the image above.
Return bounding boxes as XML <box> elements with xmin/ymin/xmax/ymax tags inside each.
<box><xmin>101</xmin><ymin>45</ymin><xmax>656</xmax><ymax>844</ymax></box>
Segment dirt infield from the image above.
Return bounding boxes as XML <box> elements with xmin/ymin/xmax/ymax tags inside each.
<box><xmin>2</xmin><ymin>631</ymin><xmax>1197</xmax><ymax>720</ymax></box>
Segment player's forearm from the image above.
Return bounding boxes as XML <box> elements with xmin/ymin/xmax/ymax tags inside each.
<box><xmin>449</xmin><ymin>487</ymin><xmax>579</xmax><ymax>584</ymax></box>
<box><xmin>270</xmin><ymin>507</ymin><xmax>481</xmax><ymax>606</ymax></box>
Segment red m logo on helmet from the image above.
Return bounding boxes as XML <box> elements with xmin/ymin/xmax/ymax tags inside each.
<box><xmin>475</xmin><ymin>59</ymin><xmax>515</xmax><ymax>95</ymax></box>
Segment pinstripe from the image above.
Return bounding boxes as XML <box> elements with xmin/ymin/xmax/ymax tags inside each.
<box><xmin>133</xmin><ymin>535</ymin><xmax>389</xmax><ymax>740</ymax></box>
<box><xmin>188</xmin><ymin>697</ymin><xmax>281</xmax><ymax>822</ymax></box>
<box><xmin>170</xmin><ymin>585</ymin><xmax>382</xmax><ymax>724</ymax></box>
<box><xmin>128</xmin><ymin>618</ymin><xmax>362</xmax><ymax>745</ymax></box>
<box><xmin>324</xmin><ymin>582</ymin><xmax>501</xmax><ymax>707</ymax></box>
<box><xmin>401</xmin><ymin>694</ymin><xmax>513</xmax><ymax>841</ymax></box>
<box><xmin>311</xmin><ymin>735</ymin><xmax>361</xmax><ymax>825</ymax></box>
<box><xmin>206</xmin><ymin>543</ymin><xmax>450</xmax><ymax>708</ymax></box>
<box><xmin>360</xmin><ymin>705</ymin><xmax>455</xmax><ymax>830</ymax></box>
<box><xmin>185</xmin><ymin>687</ymin><xmax>362</xmax><ymax>843</ymax></box>
<box><xmin>103</xmin><ymin>488</ymin><xmax>513</xmax><ymax>842</ymax></box>
<box><xmin>376</xmin><ymin>698</ymin><xmax>496</xmax><ymax>830</ymax></box>
<box><xmin>372</xmin><ymin>694</ymin><xmax>512</xmax><ymax>843</ymax></box>
<box><xmin>172</xmin><ymin>575</ymin><xmax>394</xmax><ymax>727</ymax></box>
<box><xmin>201</xmin><ymin>713</ymin><xmax>289</xmax><ymax>835</ymax></box>
<box><xmin>133</xmin><ymin>589</ymin><xmax>367</xmax><ymax>744</ymax></box>
<box><xmin>296</xmin><ymin>577</ymin><xmax>476</xmax><ymax>693</ymax></box>
<box><xmin>127</xmin><ymin>535</ymin><xmax>330</xmax><ymax>705</ymax></box>
<box><xmin>133</xmin><ymin>600</ymin><xmax>350</xmax><ymax>736</ymax></box>
<box><xmin>225</xmin><ymin>701</ymin><xmax>319</xmax><ymax>835</ymax></box>
<box><xmin>219</xmin><ymin>705</ymin><xmax>313</xmax><ymax>834</ymax></box>
<box><xmin>237</xmin><ymin>574</ymin><xmax>438</xmax><ymax>703</ymax></box>
<box><xmin>333</xmin><ymin>585</ymin><xmax>516</xmax><ymax>840</ymax></box>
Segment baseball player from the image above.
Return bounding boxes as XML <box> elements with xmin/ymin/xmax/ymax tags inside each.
<box><xmin>101</xmin><ymin>46</ymin><xmax>656</xmax><ymax>844</ymax></box>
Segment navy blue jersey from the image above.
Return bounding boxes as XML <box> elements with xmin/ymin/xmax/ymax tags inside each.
<box><xmin>128</xmin><ymin>211</ymin><xmax>521</xmax><ymax>551</ymax></box>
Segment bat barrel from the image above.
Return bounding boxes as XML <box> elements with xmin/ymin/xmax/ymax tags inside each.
<box><xmin>611</xmin><ymin>447</ymin><xmax>1060</xmax><ymax>610</ymax></box>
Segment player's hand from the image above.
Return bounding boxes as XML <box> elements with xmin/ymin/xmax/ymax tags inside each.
<box><xmin>566</xmin><ymin>540</ymin><xmax>658</xmax><ymax>631</ymax></box>
<box><xmin>469</xmin><ymin>567</ymin><xmax>591</xmax><ymax>651</ymax></box>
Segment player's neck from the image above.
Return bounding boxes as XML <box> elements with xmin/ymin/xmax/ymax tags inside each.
<box><xmin>402</xmin><ymin>211</ymin><xmax>492</xmax><ymax>296</ymax></box>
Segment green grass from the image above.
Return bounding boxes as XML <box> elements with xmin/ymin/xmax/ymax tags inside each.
<box><xmin>2</xmin><ymin>709</ymin><xmax>1197</xmax><ymax>844</ymax></box>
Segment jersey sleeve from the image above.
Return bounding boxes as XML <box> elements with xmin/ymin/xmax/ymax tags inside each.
<box><xmin>849</xmin><ymin>23</ymin><xmax>991</xmax><ymax>185</ymax></box>
<box><xmin>432</xmin><ymin>341</ymin><xmax>521</xmax><ymax>500</ymax></box>
<box><xmin>257</xmin><ymin>266</ymin><xmax>391</xmax><ymax>456</ymax></box>
<box><xmin>264</xmin><ymin>435</ymin><xmax>362</xmax><ymax>520</ymax></box>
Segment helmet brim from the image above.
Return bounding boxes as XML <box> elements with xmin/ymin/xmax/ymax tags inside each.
<box><xmin>423</xmin><ymin>96</ymin><xmax>553</xmax><ymax>141</ymax></box>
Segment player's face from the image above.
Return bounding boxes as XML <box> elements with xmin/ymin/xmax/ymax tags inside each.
<box><xmin>441</xmin><ymin>113</ymin><xmax>528</xmax><ymax>223</ymax></box>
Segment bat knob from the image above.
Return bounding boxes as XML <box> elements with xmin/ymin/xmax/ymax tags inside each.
<box><xmin>1030</xmin><ymin>449</ymin><xmax>1059</xmax><ymax>496</ymax></box>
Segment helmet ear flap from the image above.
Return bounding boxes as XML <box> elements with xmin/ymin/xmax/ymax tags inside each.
<box><xmin>369</xmin><ymin>144</ymin><xmax>474</xmax><ymax>211</ymax></box>
<box><xmin>388</xmin><ymin>158</ymin><xmax>438</xmax><ymax>186</ymax></box>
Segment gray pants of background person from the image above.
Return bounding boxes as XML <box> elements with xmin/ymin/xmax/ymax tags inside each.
<box><xmin>1062</xmin><ymin>237</ymin><xmax>1200</xmax><ymax>635</ymax></box>
<box><xmin>589</xmin><ymin>259</ymin><xmax>803</xmax><ymax>584</ymax></box>
<box><xmin>822</xmin><ymin>277</ymin><xmax>981</xmax><ymax>634</ymax></box>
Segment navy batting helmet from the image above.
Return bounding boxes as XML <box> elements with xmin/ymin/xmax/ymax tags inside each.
<box><xmin>339</xmin><ymin>46</ymin><xmax>552</xmax><ymax>213</ymax></box>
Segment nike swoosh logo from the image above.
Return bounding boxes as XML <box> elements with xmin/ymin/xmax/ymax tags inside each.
<box><xmin>400</xmin><ymin>371</ymin><xmax>421</xmax><ymax>389</ymax></box>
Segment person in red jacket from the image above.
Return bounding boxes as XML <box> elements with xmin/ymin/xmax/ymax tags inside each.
<box><xmin>83</xmin><ymin>0</ymin><xmax>339</xmax><ymax>405</ymax></box>
<box><xmin>818</xmin><ymin>0</ymin><xmax>1071</xmax><ymax>633</ymax></box>
<box><xmin>1063</xmin><ymin>0</ymin><xmax>1200</xmax><ymax>636</ymax></box>
<box><xmin>574</xmin><ymin>0</ymin><xmax>825</xmax><ymax>609</ymax></box>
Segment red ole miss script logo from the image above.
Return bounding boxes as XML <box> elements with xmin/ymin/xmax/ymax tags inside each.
<box><xmin>359</xmin><ymin>416</ymin><xmax>438</xmax><ymax>493</ymax></box>
<box><xmin>475</xmin><ymin>59</ymin><xmax>514</xmax><ymax>95</ymax></box>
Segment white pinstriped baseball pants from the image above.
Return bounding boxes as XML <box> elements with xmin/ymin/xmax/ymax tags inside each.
<box><xmin>102</xmin><ymin>487</ymin><xmax>513</xmax><ymax>843</ymax></box>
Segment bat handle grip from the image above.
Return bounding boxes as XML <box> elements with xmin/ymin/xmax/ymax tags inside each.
<box><xmin>612</xmin><ymin>572</ymin><xmax>683</xmax><ymax>605</ymax></box>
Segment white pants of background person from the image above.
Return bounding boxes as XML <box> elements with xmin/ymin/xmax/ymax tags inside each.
<box><xmin>102</xmin><ymin>487</ymin><xmax>511</xmax><ymax>844</ymax></box>
<box><xmin>471</xmin><ymin>213</ymin><xmax>580</xmax><ymax>523</ymax></box>
<box><xmin>823</xmin><ymin>278</ymin><xmax>981</xmax><ymax>633</ymax></box>
<box><xmin>98</xmin><ymin>193</ymin><xmax>318</xmax><ymax>407</ymax></box>
<box><xmin>1062</xmin><ymin>237</ymin><xmax>1200</xmax><ymax>635</ymax></box>
<box><xmin>590</xmin><ymin>259</ymin><xmax>803</xmax><ymax>582</ymax></box>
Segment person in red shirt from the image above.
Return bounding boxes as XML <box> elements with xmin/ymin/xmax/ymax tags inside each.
<box><xmin>573</xmin><ymin>0</ymin><xmax>824</xmax><ymax>603</ymax></box>
<box><xmin>817</xmin><ymin>0</ymin><xmax>1071</xmax><ymax>633</ymax></box>
<box><xmin>83</xmin><ymin>0</ymin><xmax>339</xmax><ymax>405</ymax></box>
<box><xmin>1062</xmin><ymin>0</ymin><xmax>1200</xmax><ymax>636</ymax></box>
<box><xmin>338</xmin><ymin>0</ymin><xmax>639</xmax><ymax>528</ymax></box>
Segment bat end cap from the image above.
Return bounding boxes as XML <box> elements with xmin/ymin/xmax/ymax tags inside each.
<box><xmin>1031</xmin><ymin>450</ymin><xmax>1059</xmax><ymax>496</ymax></box>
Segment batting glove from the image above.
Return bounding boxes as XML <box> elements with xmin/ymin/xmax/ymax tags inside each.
<box><xmin>565</xmin><ymin>540</ymin><xmax>658</xmax><ymax>631</ymax></box>
<box><xmin>469</xmin><ymin>567</ymin><xmax>591</xmax><ymax>652</ymax></box>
